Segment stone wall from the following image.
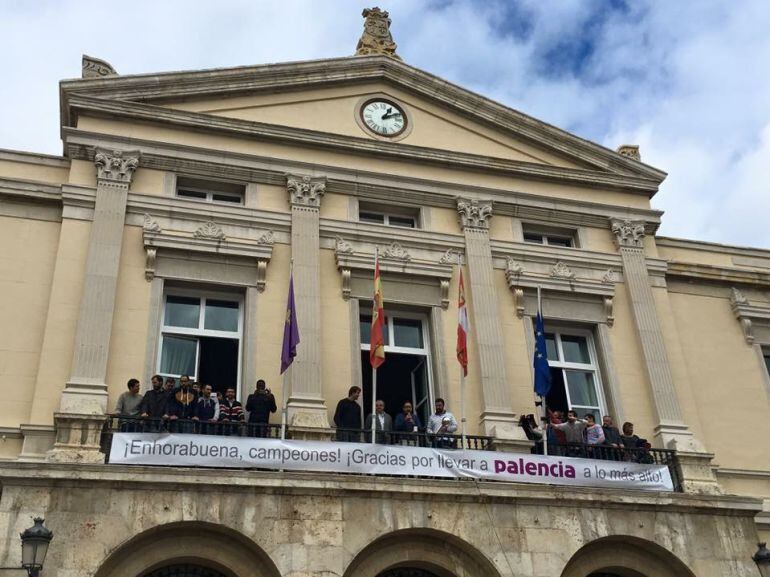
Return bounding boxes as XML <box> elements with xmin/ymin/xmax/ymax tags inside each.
<box><xmin>0</xmin><ymin>463</ymin><xmax>762</xmax><ymax>577</ymax></box>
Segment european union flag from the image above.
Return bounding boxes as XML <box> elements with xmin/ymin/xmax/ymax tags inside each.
<box><xmin>533</xmin><ymin>311</ymin><xmax>551</xmax><ymax>397</ymax></box>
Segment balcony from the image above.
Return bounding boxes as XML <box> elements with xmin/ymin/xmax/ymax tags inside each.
<box><xmin>98</xmin><ymin>416</ymin><xmax>681</xmax><ymax>491</ymax></box>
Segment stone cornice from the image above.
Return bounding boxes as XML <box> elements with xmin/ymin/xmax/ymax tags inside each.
<box><xmin>0</xmin><ymin>461</ymin><xmax>762</xmax><ymax>516</ymax></box>
<box><xmin>59</xmin><ymin>55</ymin><xmax>666</xmax><ymax>186</ymax></box>
<box><xmin>666</xmin><ymin>261</ymin><xmax>770</xmax><ymax>286</ymax></box>
<box><xmin>0</xmin><ymin>177</ymin><xmax>62</xmax><ymax>204</ymax></box>
<box><xmin>64</xmin><ymin>94</ymin><xmax>662</xmax><ymax>195</ymax></box>
<box><xmin>657</xmin><ymin>236</ymin><xmax>770</xmax><ymax>261</ymax></box>
<box><xmin>63</xmin><ymin>130</ymin><xmax>664</xmax><ymax>230</ymax></box>
<box><xmin>0</xmin><ymin>148</ymin><xmax>70</xmax><ymax>168</ymax></box>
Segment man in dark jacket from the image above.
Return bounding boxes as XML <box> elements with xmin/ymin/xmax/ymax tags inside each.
<box><xmin>245</xmin><ymin>379</ymin><xmax>277</xmax><ymax>437</ymax></box>
<box><xmin>194</xmin><ymin>384</ymin><xmax>219</xmax><ymax>434</ymax></box>
<box><xmin>164</xmin><ymin>377</ymin><xmax>196</xmax><ymax>433</ymax></box>
<box><xmin>139</xmin><ymin>374</ymin><xmax>167</xmax><ymax>430</ymax></box>
<box><xmin>333</xmin><ymin>386</ymin><xmax>362</xmax><ymax>442</ymax></box>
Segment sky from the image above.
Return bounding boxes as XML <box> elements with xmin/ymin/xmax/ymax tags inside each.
<box><xmin>1</xmin><ymin>0</ymin><xmax>769</xmax><ymax>247</ymax></box>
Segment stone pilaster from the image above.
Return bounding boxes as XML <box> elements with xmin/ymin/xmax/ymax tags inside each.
<box><xmin>50</xmin><ymin>149</ymin><xmax>139</xmax><ymax>463</ymax></box>
<box><xmin>610</xmin><ymin>219</ymin><xmax>720</xmax><ymax>493</ymax></box>
<box><xmin>285</xmin><ymin>175</ymin><xmax>329</xmax><ymax>431</ymax></box>
<box><xmin>457</xmin><ymin>198</ymin><xmax>529</xmax><ymax>450</ymax></box>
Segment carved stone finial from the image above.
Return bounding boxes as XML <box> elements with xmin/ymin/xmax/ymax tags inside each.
<box><xmin>256</xmin><ymin>231</ymin><xmax>275</xmax><ymax>245</ymax></box>
<box><xmin>610</xmin><ymin>219</ymin><xmax>646</xmax><ymax>249</ymax></box>
<box><xmin>602</xmin><ymin>269</ymin><xmax>616</xmax><ymax>284</ymax></box>
<box><xmin>194</xmin><ymin>221</ymin><xmax>226</xmax><ymax>241</ymax></box>
<box><xmin>355</xmin><ymin>7</ymin><xmax>401</xmax><ymax>59</ymax></box>
<box><xmin>82</xmin><ymin>54</ymin><xmax>118</xmax><ymax>78</ymax></box>
<box><xmin>335</xmin><ymin>236</ymin><xmax>354</xmax><ymax>256</ymax></box>
<box><xmin>94</xmin><ymin>149</ymin><xmax>139</xmax><ymax>184</ymax></box>
<box><xmin>143</xmin><ymin>214</ymin><xmax>161</xmax><ymax>233</ymax></box>
<box><xmin>617</xmin><ymin>144</ymin><xmax>641</xmax><ymax>161</ymax></box>
<box><xmin>505</xmin><ymin>258</ymin><xmax>524</xmax><ymax>277</ymax></box>
<box><xmin>381</xmin><ymin>241</ymin><xmax>411</xmax><ymax>262</ymax></box>
<box><xmin>457</xmin><ymin>198</ymin><xmax>493</xmax><ymax>231</ymax></box>
<box><xmin>439</xmin><ymin>249</ymin><xmax>463</xmax><ymax>265</ymax></box>
<box><xmin>551</xmin><ymin>261</ymin><xmax>575</xmax><ymax>280</ymax></box>
<box><xmin>730</xmin><ymin>287</ymin><xmax>748</xmax><ymax>307</ymax></box>
<box><xmin>287</xmin><ymin>174</ymin><xmax>326</xmax><ymax>208</ymax></box>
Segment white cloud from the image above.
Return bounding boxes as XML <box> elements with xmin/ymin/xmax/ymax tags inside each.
<box><xmin>1</xmin><ymin>0</ymin><xmax>769</xmax><ymax>246</ymax></box>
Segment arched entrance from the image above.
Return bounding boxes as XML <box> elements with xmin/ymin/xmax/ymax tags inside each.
<box><xmin>142</xmin><ymin>565</ymin><xmax>230</xmax><ymax>577</ymax></box>
<box><xmin>94</xmin><ymin>521</ymin><xmax>280</xmax><ymax>577</ymax></box>
<box><xmin>343</xmin><ymin>528</ymin><xmax>502</xmax><ymax>577</ymax></box>
<box><xmin>561</xmin><ymin>536</ymin><xmax>696</xmax><ymax>577</ymax></box>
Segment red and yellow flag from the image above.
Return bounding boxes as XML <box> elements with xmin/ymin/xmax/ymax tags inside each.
<box><xmin>456</xmin><ymin>269</ymin><xmax>469</xmax><ymax>376</ymax></box>
<box><xmin>370</xmin><ymin>251</ymin><xmax>386</xmax><ymax>369</ymax></box>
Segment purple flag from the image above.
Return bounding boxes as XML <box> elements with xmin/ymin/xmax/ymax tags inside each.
<box><xmin>280</xmin><ymin>271</ymin><xmax>300</xmax><ymax>374</ymax></box>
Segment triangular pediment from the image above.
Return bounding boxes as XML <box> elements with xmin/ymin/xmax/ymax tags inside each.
<box><xmin>60</xmin><ymin>55</ymin><xmax>666</xmax><ymax>191</ymax></box>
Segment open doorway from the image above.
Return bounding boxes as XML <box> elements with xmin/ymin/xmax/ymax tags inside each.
<box><xmin>360</xmin><ymin>309</ymin><xmax>434</xmax><ymax>427</ymax></box>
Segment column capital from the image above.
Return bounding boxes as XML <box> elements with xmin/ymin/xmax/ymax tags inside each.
<box><xmin>457</xmin><ymin>197</ymin><xmax>493</xmax><ymax>231</ymax></box>
<box><xmin>287</xmin><ymin>174</ymin><xmax>326</xmax><ymax>208</ymax></box>
<box><xmin>94</xmin><ymin>148</ymin><xmax>139</xmax><ymax>185</ymax></box>
<box><xmin>610</xmin><ymin>218</ymin><xmax>646</xmax><ymax>249</ymax></box>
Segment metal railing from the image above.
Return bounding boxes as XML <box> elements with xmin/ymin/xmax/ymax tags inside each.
<box><xmin>332</xmin><ymin>428</ymin><xmax>493</xmax><ymax>450</ymax></box>
<box><xmin>99</xmin><ymin>416</ymin><xmax>284</xmax><ymax>461</ymax></box>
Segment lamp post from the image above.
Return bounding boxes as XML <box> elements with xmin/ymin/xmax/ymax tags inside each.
<box><xmin>755</xmin><ymin>542</ymin><xmax>770</xmax><ymax>577</ymax></box>
<box><xmin>20</xmin><ymin>518</ymin><xmax>53</xmax><ymax>577</ymax></box>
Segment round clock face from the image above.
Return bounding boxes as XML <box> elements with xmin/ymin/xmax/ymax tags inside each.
<box><xmin>360</xmin><ymin>99</ymin><xmax>407</xmax><ymax>137</ymax></box>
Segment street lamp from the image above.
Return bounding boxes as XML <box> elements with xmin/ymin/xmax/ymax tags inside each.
<box><xmin>754</xmin><ymin>542</ymin><xmax>770</xmax><ymax>577</ymax></box>
<box><xmin>20</xmin><ymin>518</ymin><xmax>53</xmax><ymax>577</ymax></box>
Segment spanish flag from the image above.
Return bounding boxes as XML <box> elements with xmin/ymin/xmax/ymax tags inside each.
<box><xmin>370</xmin><ymin>250</ymin><xmax>386</xmax><ymax>369</ymax></box>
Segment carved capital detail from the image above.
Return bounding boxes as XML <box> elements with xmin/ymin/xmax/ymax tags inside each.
<box><xmin>439</xmin><ymin>249</ymin><xmax>463</xmax><ymax>265</ymax></box>
<box><xmin>143</xmin><ymin>213</ymin><xmax>161</xmax><ymax>233</ymax></box>
<box><xmin>730</xmin><ymin>287</ymin><xmax>748</xmax><ymax>306</ymax></box>
<box><xmin>381</xmin><ymin>241</ymin><xmax>411</xmax><ymax>262</ymax></box>
<box><xmin>611</xmin><ymin>219</ymin><xmax>646</xmax><ymax>249</ymax></box>
<box><xmin>457</xmin><ymin>197</ymin><xmax>493</xmax><ymax>231</ymax></box>
<box><xmin>194</xmin><ymin>221</ymin><xmax>226</xmax><ymax>241</ymax></box>
<box><xmin>287</xmin><ymin>174</ymin><xmax>326</xmax><ymax>208</ymax></box>
<box><xmin>551</xmin><ymin>261</ymin><xmax>575</xmax><ymax>280</ymax></box>
<box><xmin>602</xmin><ymin>269</ymin><xmax>616</xmax><ymax>284</ymax></box>
<box><xmin>94</xmin><ymin>148</ymin><xmax>139</xmax><ymax>184</ymax></box>
<box><xmin>505</xmin><ymin>258</ymin><xmax>524</xmax><ymax>278</ymax></box>
<box><xmin>256</xmin><ymin>231</ymin><xmax>275</xmax><ymax>245</ymax></box>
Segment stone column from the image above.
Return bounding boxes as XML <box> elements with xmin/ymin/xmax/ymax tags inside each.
<box><xmin>49</xmin><ymin>149</ymin><xmax>139</xmax><ymax>463</ymax></box>
<box><xmin>457</xmin><ymin>198</ymin><xmax>529</xmax><ymax>451</ymax></box>
<box><xmin>610</xmin><ymin>219</ymin><xmax>720</xmax><ymax>493</ymax></box>
<box><xmin>285</xmin><ymin>175</ymin><xmax>329</xmax><ymax>433</ymax></box>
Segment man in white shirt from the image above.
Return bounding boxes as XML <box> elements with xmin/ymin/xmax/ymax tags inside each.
<box><xmin>428</xmin><ymin>398</ymin><xmax>458</xmax><ymax>449</ymax></box>
<box><xmin>364</xmin><ymin>399</ymin><xmax>392</xmax><ymax>444</ymax></box>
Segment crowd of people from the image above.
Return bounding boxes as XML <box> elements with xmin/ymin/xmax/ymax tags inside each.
<box><xmin>519</xmin><ymin>409</ymin><xmax>655</xmax><ymax>463</ymax></box>
<box><xmin>112</xmin><ymin>379</ymin><xmax>654</xmax><ymax>461</ymax></box>
<box><xmin>111</xmin><ymin>375</ymin><xmax>278</xmax><ymax>435</ymax></box>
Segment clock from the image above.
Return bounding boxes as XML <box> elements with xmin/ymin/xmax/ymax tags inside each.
<box><xmin>360</xmin><ymin>99</ymin><xmax>407</xmax><ymax>137</ymax></box>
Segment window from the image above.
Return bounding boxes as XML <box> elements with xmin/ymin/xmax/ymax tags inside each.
<box><xmin>522</xmin><ymin>224</ymin><xmax>576</xmax><ymax>247</ymax></box>
<box><xmin>358</xmin><ymin>202</ymin><xmax>420</xmax><ymax>229</ymax></box>
<box><xmin>764</xmin><ymin>350</ymin><xmax>770</xmax><ymax>377</ymax></box>
<box><xmin>540</xmin><ymin>327</ymin><xmax>606</xmax><ymax>421</ymax></box>
<box><xmin>176</xmin><ymin>177</ymin><xmax>245</xmax><ymax>205</ymax></box>
<box><xmin>158</xmin><ymin>291</ymin><xmax>243</xmax><ymax>395</ymax></box>
<box><xmin>359</xmin><ymin>309</ymin><xmax>434</xmax><ymax>426</ymax></box>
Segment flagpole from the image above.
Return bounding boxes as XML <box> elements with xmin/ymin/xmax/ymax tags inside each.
<box><xmin>371</xmin><ymin>248</ymin><xmax>379</xmax><ymax>445</ymax></box>
<box><xmin>280</xmin><ymin>259</ymin><xmax>294</xmax><ymax>441</ymax></box>
<box><xmin>537</xmin><ymin>286</ymin><xmax>548</xmax><ymax>456</ymax></box>
<box><xmin>459</xmin><ymin>256</ymin><xmax>467</xmax><ymax>450</ymax></box>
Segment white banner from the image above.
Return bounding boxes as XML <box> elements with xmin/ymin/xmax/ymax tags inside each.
<box><xmin>109</xmin><ymin>433</ymin><xmax>674</xmax><ymax>492</ymax></box>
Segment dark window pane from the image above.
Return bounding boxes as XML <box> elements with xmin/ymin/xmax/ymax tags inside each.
<box><xmin>565</xmin><ymin>370</ymin><xmax>599</xmax><ymax>406</ymax></box>
<box><xmin>177</xmin><ymin>189</ymin><xmax>207</xmax><ymax>200</ymax></box>
<box><xmin>389</xmin><ymin>215</ymin><xmax>416</xmax><ymax>228</ymax></box>
<box><xmin>212</xmin><ymin>193</ymin><xmax>242</xmax><ymax>203</ymax></box>
<box><xmin>546</xmin><ymin>235</ymin><xmax>573</xmax><ymax>247</ymax></box>
<box><xmin>359</xmin><ymin>212</ymin><xmax>385</xmax><ymax>224</ymax></box>
<box><xmin>561</xmin><ymin>335</ymin><xmax>590</xmax><ymax>364</ymax></box>
<box><xmin>764</xmin><ymin>353</ymin><xmax>770</xmax><ymax>376</ymax></box>
<box><xmin>204</xmin><ymin>299</ymin><xmax>239</xmax><ymax>331</ymax></box>
<box><xmin>523</xmin><ymin>233</ymin><xmax>544</xmax><ymax>244</ymax></box>
<box><xmin>160</xmin><ymin>335</ymin><xmax>197</xmax><ymax>376</ymax></box>
<box><xmin>165</xmin><ymin>296</ymin><xmax>200</xmax><ymax>328</ymax></box>
<box><xmin>360</xmin><ymin>315</ymin><xmax>372</xmax><ymax>345</ymax></box>
<box><xmin>393</xmin><ymin>317</ymin><xmax>423</xmax><ymax>348</ymax></box>
<box><xmin>544</xmin><ymin>333</ymin><xmax>558</xmax><ymax>360</ymax></box>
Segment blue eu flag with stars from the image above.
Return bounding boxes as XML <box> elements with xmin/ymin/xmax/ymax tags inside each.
<box><xmin>533</xmin><ymin>311</ymin><xmax>551</xmax><ymax>397</ymax></box>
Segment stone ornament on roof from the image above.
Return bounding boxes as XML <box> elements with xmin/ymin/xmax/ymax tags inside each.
<box><xmin>94</xmin><ymin>149</ymin><xmax>139</xmax><ymax>184</ymax></box>
<box><xmin>616</xmin><ymin>144</ymin><xmax>641</xmax><ymax>161</ymax></box>
<box><xmin>355</xmin><ymin>7</ymin><xmax>401</xmax><ymax>60</ymax></box>
<box><xmin>82</xmin><ymin>54</ymin><xmax>118</xmax><ymax>78</ymax></box>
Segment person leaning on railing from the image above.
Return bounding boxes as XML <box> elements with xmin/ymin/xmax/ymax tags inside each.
<box><xmin>219</xmin><ymin>387</ymin><xmax>244</xmax><ymax>435</ymax></box>
<box><xmin>112</xmin><ymin>378</ymin><xmax>143</xmax><ymax>432</ymax></box>
<box><xmin>245</xmin><ymin>380</ymin><xmax>277</xmax><ymax>438</ymax></box>
<box><xmin>427</xmin><ymin>398</ymin><xmax>458</xmax><ymax>449</ymax></box>
<box><xmin>620</xmin><ymin>421</ymin><xmax>654</xmax><ymax>464</ymax></box>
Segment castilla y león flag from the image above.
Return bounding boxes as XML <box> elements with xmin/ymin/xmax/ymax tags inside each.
<box><xmin>456</xmin><ymin>269</ymin><xmax>469</xmax><ymax>376</ymax></box>
<box><xmin>370</xmin><ymin>252</ymin><xmax>386</xmax><ymax>369</ymax></box>
<box><xmin>280</xmin><ymin>269</ymin><xmax>300</xmax><ymax>374</ymax></box>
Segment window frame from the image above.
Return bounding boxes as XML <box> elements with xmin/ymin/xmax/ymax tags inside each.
<box><xmin>543</xmin><ymin>326</ymin><xmax>607</xmax><ymax>419</ymax></box>
<box><xmin>521</xmin><ymin>223</ymin><xmax>578</xmax><ymax>248</ymax></box>
<box><xmin>357</xmin><ymin>203</ymin><xmax>421</xmax><ymax>229</ymax></box>
<box><xmin>157</xmin><ymin>288</ymin><xmax>244</xmax><ymax>392</ymax></box>
<box><xmin>175</xmin><ymin>177</ymin><xmax>245</xmax><ymax>206</ymax></box>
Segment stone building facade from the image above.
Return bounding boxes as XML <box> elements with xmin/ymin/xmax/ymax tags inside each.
<box><xmin>0</xmin><ymin>11</ymin><xmax>768</xmax><ymax>577</ymax></box>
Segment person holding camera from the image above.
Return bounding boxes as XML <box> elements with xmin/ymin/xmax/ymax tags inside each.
<box><xmin>246</xmin><ymin>379</ymin><xmax>277</xmax><ymax>437</ymax></box>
